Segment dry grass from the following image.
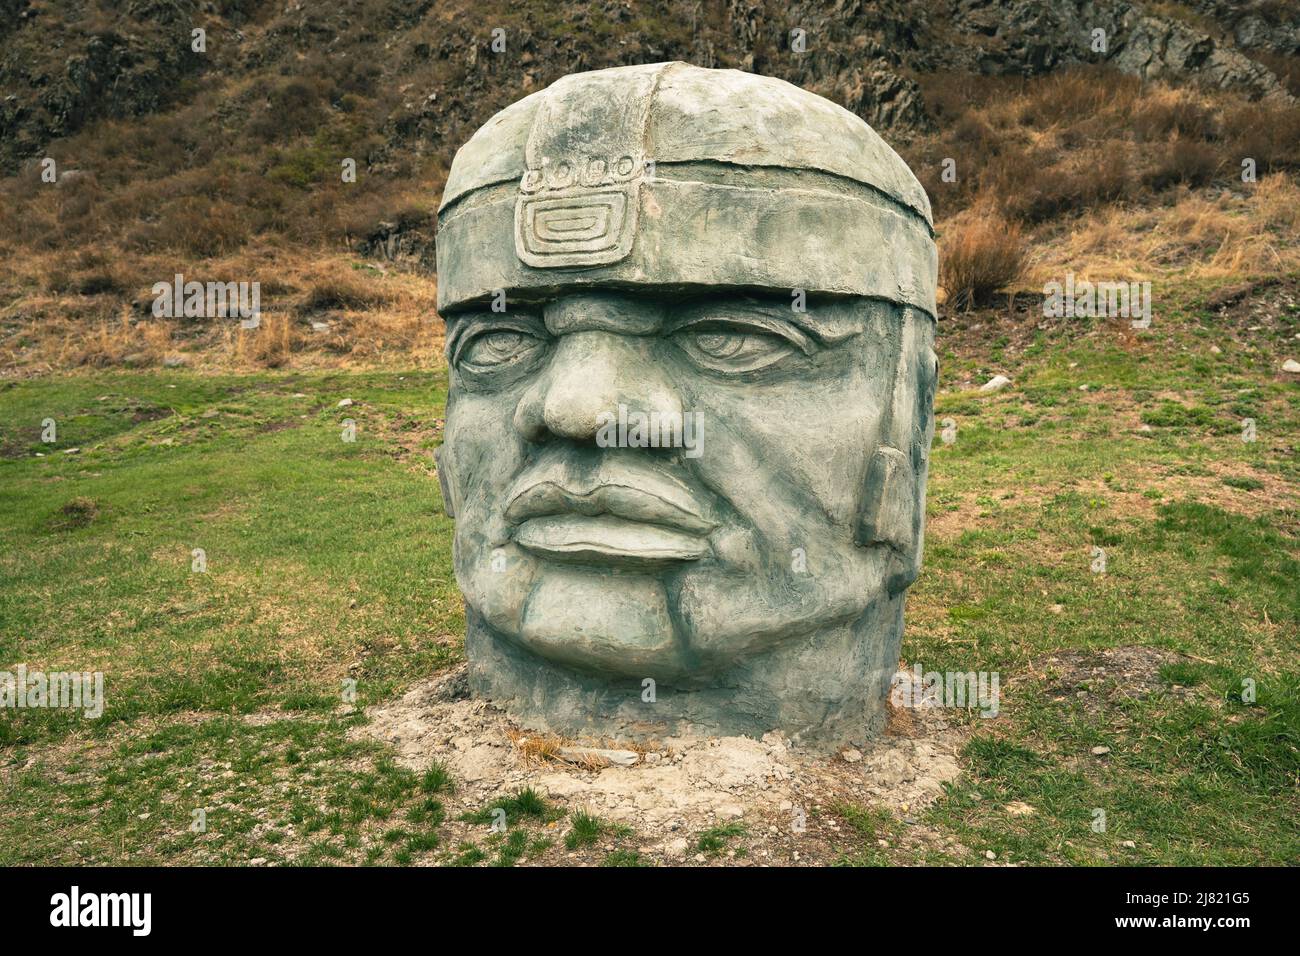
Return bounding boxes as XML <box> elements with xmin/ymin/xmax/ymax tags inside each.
<box><xmin>909</xmin><ymin>67</ymin><xmax>1299</xmax><ymax>226</ymax></box>
<box><xmin>299</xmin><ymin>275</ymin><xmax>395</xmax><ymax>314</ymax></box>
<box><xmin>1027</xmin><ymin>172</ymin><xmax>1300</xmax><ymax>287</ymax></box>
<box><xmin>49</xmin><ymin>310</ymin><xmax>178</xmax><ymax>369</ymax></box>
<box><xmin>232</xmin><ymin>313</ymin><xmax>299</xmax><ymax>369</ymax></box>
<box><xmin>0</xmin><ymin>247</ymin><xmax>443</xmax><ymax>374</ymax></box>
<box><xmin>939</xmin><ymin>208</ymin><xmax>1027</xmax><ymax>310</ymax></box>
<box><xmin>507</xmin><ymin>728</ymin><xmax>569</xmax><ymax>765</ymax></box>
<box><xmin>505</xmin><ymin>727</ymin><xmax>663</xmax><ymax>769</ymax></box>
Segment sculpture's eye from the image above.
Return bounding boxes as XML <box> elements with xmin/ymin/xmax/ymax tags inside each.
<box><xmin>694</xmin><ymin>332</ymin><xmax>745</xmax><ymax>359</ymax></box>
<box><xmin>458</xmin><ymin>328</ymin><xmax>546</xmax><ymax>370</ymax></box>
<box><xmin>675</xmin><ymin>323</ymin><xmax>802</xmax><ymax>373</ymax></box>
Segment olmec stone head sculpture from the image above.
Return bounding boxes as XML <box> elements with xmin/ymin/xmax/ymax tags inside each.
<box><xmin>435</xmin><ymin>62</ymin><xmax>937</xmax><ymax>746</ymax></box>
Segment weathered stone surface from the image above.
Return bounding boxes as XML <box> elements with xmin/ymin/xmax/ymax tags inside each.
<box><xmin>435</xmin><ymin>63</ymin><xmax>937</xmax><ymax>747</ymax></box>
<box><xmin>1112</xmin><ymin>13</ymin><xmax>1292</xmax><ymax>100</ymax></box>
<box><xmin>940</xmin><ymin>2</ymin><xmax>1291</xmax><ymax>103</ymax></box>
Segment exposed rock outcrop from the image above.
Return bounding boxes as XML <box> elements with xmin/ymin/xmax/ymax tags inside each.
<box><xmin>1113</xmin><ymin>11</ymin><xmax>1292</xmax><ymax>99</ymax></box>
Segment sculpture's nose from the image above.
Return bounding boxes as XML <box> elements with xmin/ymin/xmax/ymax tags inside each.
<box><xmin>513</xmin><ymin>330</ymin><xmax>682</xmax><ymax>444</ymax></box>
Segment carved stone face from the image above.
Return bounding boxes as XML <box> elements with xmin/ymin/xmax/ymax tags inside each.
<box><xmin>435</xmin><ymin>64</ymin><xmax>937</xmax><ymax>744</ymax></box>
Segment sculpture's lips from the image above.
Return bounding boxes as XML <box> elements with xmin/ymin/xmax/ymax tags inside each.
<box><xmin>505</xmin><ymin>480</ymin><xmax>715</xmax><ymax>534</ymax></box>
<box><xmin>513</xmin><ymin>515</ymin><xmax>709</xmax><ymax>566</ymax></box>
<box><xmin>505</xmin><ymin>480</ymin><xmax>715</xmax><ymax>566</ymax></box>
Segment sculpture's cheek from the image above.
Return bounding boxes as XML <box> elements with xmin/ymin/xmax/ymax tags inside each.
<box><xmin>639</xmin><ymin>362</ymin><xmax>890</xmax><ymax>665</ymax></box>
<box><xmin>442</xmin><ymin>389</ymin><xmax>533</xmax><ymax>633</ymax></box>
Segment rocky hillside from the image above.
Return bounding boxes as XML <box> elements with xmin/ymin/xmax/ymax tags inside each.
<box><xmin>3</xmin><ymin>1</ymin><xmax>1296</xmax><ymax>165</ymax></box>
<box><xmin>0</xmin><ymin>0</ymin><xmax>1296</xmax><ymax>370</ymax></box>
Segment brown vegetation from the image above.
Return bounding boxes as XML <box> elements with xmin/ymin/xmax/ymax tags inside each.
<box><xmin>939</xmin><ymin>209</ymin><xmax>1028</xmax><ymax>310</ymax></box>
<box><xmin>0</xmin><ymin>250</ymin><xmax>442</xmax><ymax>372</ymax></box>
<box><xmin>910</xmin><ymin>66</ymin><xmax>1299</xmax><ymax>227</ymax></box>
<box><xmin>906</xmin><ymin>65</ymin><xmax>1300</xmax><ymax>303</ymax></box>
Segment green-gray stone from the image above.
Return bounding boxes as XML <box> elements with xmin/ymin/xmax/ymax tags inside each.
<box><xmin>435</xmin><ymin>63</ymin><xmax>937</xmax><ymax>747</ymax></box>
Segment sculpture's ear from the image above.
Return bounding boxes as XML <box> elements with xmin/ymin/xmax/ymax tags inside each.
<box><xmin>434</xmin><ymin>444</ymin><xmax>459</xmax><ymax>519</ymax></box>
<box><xmin>855</xmin><ymin>308</ymin><xmax>937</xmax><ymax>593</ymax></box>
<box><xmin>856</xmin><ymin>440</ymin><xmax>923</xmax><ymax>595</ymax></box>
<box><xmin>857</xmin><ymin>445</ymin><xmax>912</xmax><ymax>552</ymax></box>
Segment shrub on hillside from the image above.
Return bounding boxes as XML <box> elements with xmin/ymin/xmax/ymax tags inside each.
<box><xmin>299</xmin><ymin>276</ymin><xmax>393</xmax><ymax>314</ymax></box>
<box><xmin>1131</xmin><ymin>89</ymin><xmax>1220</xmax><ymax>142</ymax></box>
<box><xmin>130</xmin><ymin>196</ymin><xmax>253</xmax><ymax>258</ymax></box>
<box><xmin>980</xmin><ymin>145</ymin><xmax>1132</xmax><ymax>224</ymax></box>
<box><xmin>246</xmin><ymin>78</ymin><xmax>329</xmax><ymax>143</ymax></box>
<box><xmin>939</xmin><ymin>212</ymin><xmax>1027</xmax><ymax>311</ymax></box>
<box><xmin>909</xmin><ymin>65</ymin><xmax>1289</xmax><ymax>226</ymax></box>
<box><xmin>1222</xmin><ymin>102</ymin><xmax>1300</xmax><ymax>173</ymax></box>
<box><xmin>1142</xmin><ymin>137</ymin><xmax>1220</xmax><ymax>191</ymax></box>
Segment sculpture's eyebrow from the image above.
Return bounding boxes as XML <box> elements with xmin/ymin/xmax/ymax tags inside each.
<box><xmin>669</xmin><ymin>297</ymin><xmax>858</xmax><ymax>344</ymax></box>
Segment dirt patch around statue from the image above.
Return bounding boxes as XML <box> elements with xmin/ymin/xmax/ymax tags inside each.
<box><xmin>357</xmin><ymin>664</ymin><xmax>972</xmax><ymax>865</ymax></box>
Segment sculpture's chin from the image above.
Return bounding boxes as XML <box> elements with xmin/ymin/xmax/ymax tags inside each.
<box><xmin>464</xmin><ymin>585</ymin><xmax>908</xmax><ymax>745</ymax></box>
<box><xmin>512</xmin><ymin>566</ymin><xmax>685</xmax><ymax>677</ymax></box>
<box><xmin>460</xmin><ymin>545</ymin><xmax>888</xmax><ymax>684</ymax></box>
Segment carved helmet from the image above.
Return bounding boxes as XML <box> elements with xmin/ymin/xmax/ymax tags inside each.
<box><xmin>435</xmin><ymin>62</ymin><xmax>936</xmax><ymax>321</ymax></box>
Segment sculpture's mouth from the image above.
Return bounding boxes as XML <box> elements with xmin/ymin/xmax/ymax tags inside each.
<box><xmin>513</xmin><ymin>514</ymin><xmax>709</xmax><ymax>567</ymax></box>
<box><xmin>505</xmin><ymin>480</ymin><xmax>715</xmax><ymax>568</ymax></box>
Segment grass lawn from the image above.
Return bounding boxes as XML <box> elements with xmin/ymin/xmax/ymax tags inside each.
<box><xmin>1</xmin><ymin>278</ymin><xmax>1297</xmax><ymax>865</ymax></box>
